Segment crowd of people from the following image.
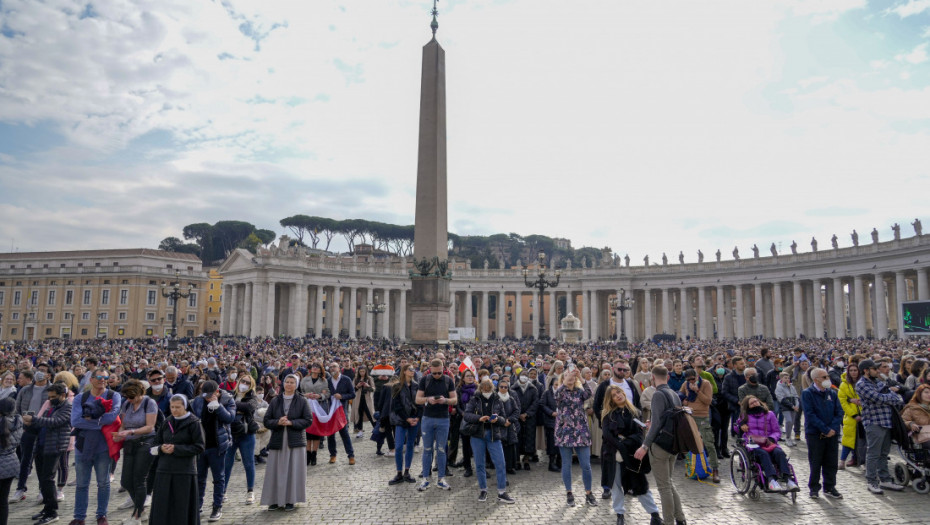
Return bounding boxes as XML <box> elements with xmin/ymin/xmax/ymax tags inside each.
<box><xmin>0</xmin><ymin>334</ymin><xmax>928</xmax><ymax>525</ymax></box>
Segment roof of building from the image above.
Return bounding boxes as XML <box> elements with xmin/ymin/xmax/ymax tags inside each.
<box><xmin>0</xmin><ymin>248</ymin><xmax>202</xmax><ymax>262</ymax></box>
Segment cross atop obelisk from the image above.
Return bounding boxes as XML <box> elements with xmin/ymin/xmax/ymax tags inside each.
<box><xmin>409</xmin><ymin>1</ymin><xmax>451</xmax><ymax>345</ymax></box>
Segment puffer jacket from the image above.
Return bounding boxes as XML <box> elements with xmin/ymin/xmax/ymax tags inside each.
<box><xmin>837</xmin><ymin>378</ymin><xmax>861</xmax><ymax>449</ymax></box>
<box><xmin>0</xmin><ymin>415</ymin><xmax>24</xmax><ymax>480</ymax></box>
<box><xmin>31</xmin><ymin>399</ymin><xmax>72</xmax><ymax>455</ymax></box>
<box><xmin>263</xmin><ymin>395</ymin><xmax>312</xmax><ymax>450</ymax></box>
<box><xmin>735</xmin><ymin>410</ymin><xmax>781</xmax><ymax>442</ymax></box>
<box><xmin>539</xmin><ymin>386</ymin><xmax>558</xmax><ymax>429</ymax></box>
<box><xmin>463</xmin><ymin>393</ymin><xmax>508</xmax><ymax>442</ymax></box>
<box><xmin>190</xmin><ymin>390</ymin><xmax>237</xmax><ymax>452</ymax></box>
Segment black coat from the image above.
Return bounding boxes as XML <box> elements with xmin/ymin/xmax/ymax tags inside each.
<box><xmin>31</xmin><ymin>400</ymin><xmax>72</xmax><ymax>455</ymax></box>
<box><xmin>539</xmin><ymin>387</ymin><xmax>558</xmax><ymax>429</ymax></box>
<box><xmin>601</xmin><ymin>408</ymin><xmax>651</xmax><ymax>496</ymax></box>
<box><xmin>390</xmin><ymin>382</ymin><xmax>421</xmax><ymax>428</ymax></box>
<box><xmin>154</xmin><ymin>415</ymin><xmax>206</xmax><ymax>475</ymax></box>
<box><xmin>231</xmin><ymin>391</ymin><xmax>259</xmax><ymax>437</ymax></box>
<box><xmin>463</xmin><ymin>394</ymin><xmax>508</xmax><ymax>442</ymax></box>
<box><xmin>500</xmin><ymin>396</ymin><xmax>521</xmax><ymax>445</ymax></box>
<box><xmin>264</xmin><ymin>395</ymin><xmax>311</xmax><ymax>450</ymax></box>
<box><xmin>593</xmin><ymin>379</ymin><xmax>641</xmax><ymax>427</ymax></box>
<box><xmin>513</xmin><ymin>382</ymin><xmax>539</xmax><ymax>419</ymax></box>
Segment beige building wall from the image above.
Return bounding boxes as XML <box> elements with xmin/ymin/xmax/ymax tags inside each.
<box><xmin>205</xmin><ymin>268</ymin><xmax>223</xmax><ymax>335</ymax></box>
<box><xmin>0</xmin><ymin>249</ymin><xmax>208</xmax><ymax>340</ymax></box>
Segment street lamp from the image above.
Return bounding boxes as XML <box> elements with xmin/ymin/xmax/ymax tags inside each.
<box><xmin>609</xmin><ymin>289</ymin><xmax>634</xmax><ymax>350</ymax></box>
<box><xmin>95</xmin><ymin>312</ymin><xmax>104</xmax><ymax>339</ymax></box>
<box><xmin>522</xmin><ymin>252</ymin><xmax>561</xmax><ymax>355</ymax></box>
<box><xmin>22</xmin><ymin>298</ymin><xmax>36</xmax><ymax>342</ymax></box>
<box><xmin>161</xmin><ymin>270</ymin><xmax>194</xmax><ymax>352</ymax></box>
<box><xmin>366</xmin><ymin>302</ymin><xmax>386</xmax><ymax>339</ymax></box>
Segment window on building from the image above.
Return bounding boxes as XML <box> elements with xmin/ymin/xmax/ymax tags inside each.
<box><xmin>11</xmin><ymin>328</ymin><xmax>16</xmax><ymax>335</ymax></box>
<box><xmin>49</xmin><ymin>281</ymin><xmax>56</xmax><ymax>285</ymax></box>
<box><xmin>0</xmin><ymin>291</ymin><xmax>4</xmax><ymax>305</ymax></box>
<box><xmin>101</xmin><ymin>289</ymin><xmax>110</xmax><ymax>305</ymax></box>
<box><xmin>82</xmin><ymin>312</ymin><xmax>90</xmax><ymax>320</ymax></box>
<box><xmin>95</xmin><ymin>263</ymin><xmax>101</xmax><ymax>267</ymax></box>
<box><xmin>118</xmin><ymin>312</ymin><xmax>127</xmax><ymax>321</ymax></box>
<box><xmin>208</xmin><ymin>307</ymin><xmax>213</xmax><ymax>313</ymax></box>
<box><xmin>99</xmin><ymin>312</ymin><xmax>109</xmax><ymax>320</ymax></box>
<box><xmin>149</xmin><ymin>280</ymin><xmax>157</xmax><ymax>285</ymax></box>
<box><xmin>103</xmin><ymin>279</ymin><xmax>109</xmax><ymax>284</ymax></box>
<box><xmin>187</xmin><ymin>314</ymin><xmax>196</xmax><ymax>323</ymax></box>
<box><xmin>210</xmin><ymin>283</ymin><xmax>215</xmax><ymax>290</ymax></box>
<box><xmin>146</xmin><ymin>312</ymin><xmax>156</xmax><ymax>321</ymax></box>
<box><xmin>47</xmin><ymin>290</ymin><xmax>56</xmax><ymax>305</ymax></box>
<box><xmin>167</xmin><ymin>314</ymin><xmax>174</xmax><ymax>321</ymax></box>
<box><xmin>83</xmin><ymin>290</ymin><xmax>91</xmax><ymax>305</ymax></box>
<box><xmin>45</xmin><ymin>328</ymin><xmax>52</xmax><ymax>335</ymax></box>
<box><xmin>119</xmin><ymin>289</ymin><xmax>128</xmax><ymax>305</ymax></box>
<box><xmin>64</xmin><ymin>312</ymin><xmax>72</xmax><ymax>320</ymax></box>
<box><xmin>121</xmin><ymin>279</ymin><xmax>127</xmax><ymax>284</ymax></box>
<box><xmin>11</xmin><ymin>313</ymin><xmax>19</xmax><ymax>320</ymax></box>
<box><xmin>46</xmin><ymin>312</ymin><xmax>53</xmax><ymax>320</ymax></box>
<box><xmin>147</xmin><ymin>290</ymin><xmax>156</xmax><ymax>306</ymax></box>
<box><xmin>80</xmin><ymin>328</ymin><xmax>87</xmax><ymax>335</ymax></box>
<box><xmin>29</xmin><ymin>290</ymin><xmax>38</xmax><ymax>305</ymax></box>
<box><xmin>209</xmin><ymin>295</ymin><xmax>213</xmax><ymax>302</ymax></box>
<box><xmin>188</xmin><ymin>293</ymin><xmax>197</xmax><ymax>308</ymax></box>
<box><xmin>67</xmin><ymin>280</ymin><xmax>73</xmax><ymax>285</ymax></box>
<box><xmin>65</xmin><ymin>290</ymin><xmax>73</xmax><ymax>305</ymax></box>
<box><xmin>13</xmin><ymin>291</ymin><xmax>21</xmax><ymax>306</ymax></box>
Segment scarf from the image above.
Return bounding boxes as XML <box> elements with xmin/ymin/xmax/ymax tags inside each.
<box><xmin>460</xmin><ymin>382</ymin><xmax>477</xmax><ymax>405</ymax></box>
<box><xmin>684</xmin><ymin>377</ymin><xmax>702</xmax><ymax>403</ymax></box>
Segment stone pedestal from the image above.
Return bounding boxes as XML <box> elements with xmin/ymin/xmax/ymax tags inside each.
<box><xmin>409</xmin><ymin>277</ymin><xmax>451</xmax><ymax>345</ymax></box>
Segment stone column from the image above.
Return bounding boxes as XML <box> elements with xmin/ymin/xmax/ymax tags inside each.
<box><xmin>792</xmin><ymin>281</ymin><xmax>803</xmax><ymax>338</ymax></box>
<box><xmin>480</xmin><ymin>291</ymin><xmax>489</xmax><ymax>341</ymax></box>
<box><xmin>679</xmin><ymin>288</ymin><xmax>689</xmax><ymax>339</ymax></box>
<box><xmin>464</xmin><ymin>291</ymin><xmax>473</xmax><ymax>329</ymax></box>
<box><xmin>696</xmin><ymin>287</ymin><xmax>706</xmax><ymax>339</ymax></box>
<box><xmin>733</xmin><ymin>285</ymin><xmax>744</xmax><ymax>339</ymax></box>
<box><xmin>772</xmin><ymin>283</ymin><xmax>784</xmax><ymax>339</ymax></box>
<box><xmin>364</xmin><ymin>288</ymin><xmax>374</xmax><ymax>337</ymax></box>
<box><xmin>644</xmin><ymin>289</ymin><xmax>654</xmax><ymax>340</ymax></box>
<box><xmin>250</xmin><ymin>282</ymin><xmax>265</xmax><ymax>338</ymax></box>
<box><xmin>873</xmin><ymin>274</ymin><xmax>887</xmax><ymax>339</ymax></box>
<box><xmin>265</xmin><ymin>282</ymin><xmax>276</xmax><ymax>336</ymax></box>
<box><xmin>832</xmin><ymin>278</ymin><xmax>845</xmax><ymax>338</ymax></box>
<box><xmin>660</xmin><ymin>288</ymin><xmax>670</xmax><ymax>335</ymax></box>
<box><xmin>383</xmin><ymin>290</ymin><xmax>392</xmax><ymax>339</ymax></box>
<box><xmin>219</xmin><ymin>285</ymin><xmax>230</xmax><ymax>335</ymax></box>
<box><xmin>549</xmin><ymin>290</ymin><xmax>557</xmax><ymax>341</ymax></box>
<box><xmin>398</xmin><ymin>290</ymin><xmax>407</xmax><ymax>341</ymax></box>
<box><xmin>918</xmin><ymin>268</ymin><xmax>929</xmax><ymax>300</ymax></box>
<box><xmin>752</xmin><ymin>283</ymin><xmax>763</xmax><ymax>337</ymax></box>
<box><xmin>231</xmin><ymin>284</ymin><xmax>241</xmax><ymax>335</ymax></box>
<box><xmin>716</xmin><ymin>286</ymin><xmax>726</xmax><ymax>339</ymax></box>
<box><xmin>449</xmin><ymin>291</ymin><xmax>457</xmax><ymax>328</ymax></box>
<box><xmin>243</xmin><ymin>282</ymin><xmax>253</xmax><ymax>337</ymax></box>
<box><xmin>331</xmin><ymin>286</ymin><xmax>342</xmax><ymax>337</ymax></box>
<box><xmin>514</xmin><ymin>292</ymin><xmax>523</xmax><ymax>339</ymax></box>
<box><xmin>812</xmin><ymin>280</ymin><xmax>824</xmax><ymax>340</ymax></box>
<box><xmin>853</xmin><ymin>276</ymin><xmax>867</xmax><ymax>338</ymax></box>
<box><xmin>285</xmin><ymin>285</ymin><xmax>298</xmax><ymax>337</ymax></box>
<box><xmin>896</xmin><ymin>271</ymin><xmax>907</xmax><ymax>337</ymax></box>
<box><xmin>533</xmin><ymin>291</ymin><xmax>540</xmax><ymax>339</ymax></box>
<box><xmin>348</xmin><ymin>286</ymin><xmax>358</xmax><ymax>339</ymax></box>
<box><xmin>315</xmin><ymin>285</ymin><xmax>325</xmax><ymax>338</ymax></box>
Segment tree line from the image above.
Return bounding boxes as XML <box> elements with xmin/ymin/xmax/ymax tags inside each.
<box><xmin>159</xmin><ymin>215</ymin><xmax>614</xmax><ymax>269</ymax></box>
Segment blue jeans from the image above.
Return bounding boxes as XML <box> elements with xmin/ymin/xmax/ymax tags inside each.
<box><xmin>197</xmin><ymin>447</ymin><xmax>227</xmax><ymax>511</ymax></box>
<box><xmin>394</xmin><ymin>425</ymin><xmax>417</xmax><ymax>471</ymax></box>
<box><xmin>470</xmin><ymin>432</ymin><xmax>507</xmax><ymax>491</ymax></box>
<box><xmin>611</xmin><ymin>461</ymin><xmax>659</xmax><ymax>515</ymax></box>
<box><xmin>224</xmin><ymin>434</ymin><xmax>256</xmax><ymax>492</ymax></box>
<box><xmin>559</xmin><ymin>446</ymin><xmax>592</xmax><ymax>492</ymax></box>
<box><xmin>73</xmin><ymin>448</ymin><xmax>111</xmax><ymax>521</ymax></box>
<box><xmin>420</xmin><ymin>417</ymin><xmax>450</xmax><ymax>478</ymax></box>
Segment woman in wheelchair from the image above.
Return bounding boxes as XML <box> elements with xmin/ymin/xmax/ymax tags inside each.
<box><xmin>736</xmin><ymin>395</ymin><xmax>799</xmax><ymax>492</ymax></box>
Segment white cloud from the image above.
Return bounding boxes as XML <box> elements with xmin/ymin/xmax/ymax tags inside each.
<box><xmin>896</xmin><ymin>42</ymin><xmax>929</xmax><ymax>64</ymax></box>
<box><xmin>890</xmin><ymin>0</ymin><xmax>930</xmax><ymax>18</ymax></box>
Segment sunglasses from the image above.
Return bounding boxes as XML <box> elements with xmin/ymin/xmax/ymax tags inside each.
<box><xmin>616</xmin><ymin>368</ymin><xmax>630</xmax><ymax>372</ymax></box>
<box><xmin>149</xmin><ymin>377</ymin><xmax>164</xmax><ymax>382</ymax></box>
<box><xmin>94</xmin><ymin>375</ymin><xmax>109</xmax><ymax>380</ymax></box>
<box><xmin>499</xmin><ymin>385</ymin><xmax>509</xmax><ymax>390</ymax></box>
<box><xmin>431</xmin><ymin>372</ymin><xmax>443</xmax><ymax>377</ymax></box>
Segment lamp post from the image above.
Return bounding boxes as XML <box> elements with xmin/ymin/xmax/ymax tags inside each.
<box><xmin>95</xmin><ymin>312</ymin><xmax>104</xmax><ymax>340</ymax></box>
<box><xmin>22</xmin><ymin>298</ymin><xmax>36</xmax><ymax>342</ymax></box>
<box><xmin>69</xmin><ymin>313</ymin><xmax>74</xmax><ymax>340</ymax></box>
<box><xmin>609</xmin><ymin>289</ymin><xmax>634</xmax><ymax>350</ymax></box>
<box><xmin>161</xmin><ymin>270</ymin><xmax>194</xmax><ymax>352</ymax></box>
<box><xmin>522</xmin><ymin>252</ymin><xmax>561</xmax><ymax>355</ymax></box>
<box><xmin>366</xmin><ymin>302</ymin><xmax>386</xmax><ymax>339</ymax></box>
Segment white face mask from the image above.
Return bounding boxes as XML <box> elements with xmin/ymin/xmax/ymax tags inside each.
<box><xmin>821</xmin><ymin>379</ymin><xmax>833</xmax><ymax>390</ymax></box>
<box><xmin>151</xmin><ymin>384</ymin><xmax>164</xmax><ymax>392</ymax></box>
<box><xmin>519</xmin><ymin>376</ymin><xmax>529</xmax><ymax>384</ymax></box>
<box><xmin>229</xmin><ymin>373</ymin><xmax>237</xmax><ymax>381</ymax></box>
<box><xmin>238</xmin><ymin>384</ymin><xmax>250</xmax><ymax>393</ymax></box>
<box><xmin>256</xmin><ymin>393</ymin><xmax>264</xmax><ymax>400</ymax></box>
<box><xmin>836</xmin><ymin>362</ymin><xmax>845</xmax><ymax>369</ymax></box>
<box><xmin>481</xmin><ymin>391</ymin><xmax>492</xmax><ymax>399</ymax></box>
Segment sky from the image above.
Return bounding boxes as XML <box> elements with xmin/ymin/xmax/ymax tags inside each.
<box><xmin>0</xmin><ymin>0</ymin><xmax>928</xmax><ymax>264</ymax></box>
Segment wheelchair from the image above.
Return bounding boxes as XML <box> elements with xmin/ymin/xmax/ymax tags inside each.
<box><xmin>729</xmin><ymin>435</ymin><xmax>800</xmax><ymax>503</ymax></box>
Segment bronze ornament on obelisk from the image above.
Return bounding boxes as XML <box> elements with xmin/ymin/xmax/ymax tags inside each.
<box><xmin>409</xmin><ymin>1</ymin><xmax>451</xmax><ymax>345</ymax></box>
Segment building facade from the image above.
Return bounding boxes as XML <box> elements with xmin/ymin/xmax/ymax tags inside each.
<box><xmin>0</xmin><ymin>249</ymin><xmax>209</xmax><ymax>340</ymax></box>
<box><xmin>205</xmin><ymin>268</ymin><xmax>223</xmax><ymax>335</ymax></box>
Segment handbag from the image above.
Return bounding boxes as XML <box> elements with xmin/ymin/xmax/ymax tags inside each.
<box><xmin>916</xmin><ymin>425</ymin><xmax>930</xmax><ymax>444</ymax></box>
<box><xmin>459</xmin><ymin>417</ymin><xmax>481</xmax><ymax>438</ymax></box>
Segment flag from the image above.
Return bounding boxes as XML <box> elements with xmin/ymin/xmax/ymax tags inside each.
<box><xmin>307</xmin><ymin>399</ymin><xmax>347</xmax><ymax>437</ymax></box>
<box><xmin>458</xmin><ymin>356</ymin><xmax>477</xmax><ymax>377</ymax></box>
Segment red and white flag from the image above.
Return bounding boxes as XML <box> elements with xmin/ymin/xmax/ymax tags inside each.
<box><xmin>458</xmin><ymin>356</ymin><xmax>477</xmax><ymax>377</ymax></box>
<box><xmin>307</xmin><ymin>399</ymin><xmax>347</xmax><ymax>437</ymax></box>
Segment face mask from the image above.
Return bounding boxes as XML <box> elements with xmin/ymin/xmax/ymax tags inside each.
<box><xmin>519</xmin><ymin>376</ymin><xmax>529</xmax><ymax>384</ymax></box>
<box><xmin>152</xmin><ymin>384</ymin><xmax>164</xmax><ymax>392</ymax></box>
<box><xmin>821</xmin><ymin>379</ymin><xmax>833</xmax><ymax>389</ymax></box>
<box><xmin>716</xmin><ymin>368</ymin><xmax>726</xmax><ymax>375</ymax></box>
<box><xmin>747</xmin><ymin>375</ymin><xmax>758</xmax><ymax>385</ymax></box>
<box><xmin>492</xmin><ymin>380</ymin><xmax>498</xmax><ymax>387</ymax></box>
<box><xmin>229</xmin><ymin>373</ymin><xmax>237</xmax><ymax>381</ymax></box>
<box><xmin>505</xmin><ymin>366</ymin><xmax>511</xmax><ymax>372</ymax></box>
<box><xmin>238</xmin><ymin>384</ymin><xmax>250</xmax><ymax>393</ymax></box>
<box><xmin>49</xmin><ymin>397</ymin><xmax>62</xmax><ymax>406</ymax></box>
<box><xmin>481</xmin><ymin>391</ymin><xmax>492</xmax><ymax>399</ymax></box>
<box><xmin>256</xmin><ymin>394</ymin><xmax>264</xmax><ymax>400</ymax></box>
<box><xmin>879</xmin><ymin>373</ymin><xmax>888</xmax><ymax>381</ymax></box>
<box><xmin>836</xmin><ymin>362</ymin><xmax>844</xmax><ymax>369</ymax></box>
<box><xmin>748</xmin><ymin>406</ymin><xmax>764</xmax><ymax>415</ymax></box>
<box><xmin>34</xmin><ymin>372</ymin><xmax>46</xmax><ymax>382</ymax></box>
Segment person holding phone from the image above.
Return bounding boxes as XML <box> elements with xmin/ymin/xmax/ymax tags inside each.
<box><xmin>462</xmin><ymin>377</ymin><xmax>514</xmax><ymax>504</ymax></box>
<box><xmin>415</xmin><ymin>359</ymin><xmax>457</xmax><ymax>492</ymax></box>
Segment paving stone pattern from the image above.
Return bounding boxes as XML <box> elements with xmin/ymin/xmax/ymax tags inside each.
<box><xmin>10</xmin><ymin>434</ymin><xmax>929</xmax><ymax>525</ymax></box>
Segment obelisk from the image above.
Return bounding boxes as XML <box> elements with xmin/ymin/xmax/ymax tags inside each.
<box><xmin>409</xmin><ymin>2</ymin><xmax>451</xmax><ymax>345</ymax></box>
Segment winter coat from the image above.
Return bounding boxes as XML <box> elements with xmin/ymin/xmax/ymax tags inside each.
<box><xmin>190</xmin><ymin>390</ymin><xmax>237</xmax><ymax>452</ymax></box>
<box><xmin>328</xmin><ymin>375</ymin><xmax>356</xmax><ymax>412</ymax></box>
<box><xmin>390</xmin><ymin>381</ymin><xmax>421</xmax><ymax>428</ymax></box>
<box><xmin>263</xmin><ymin>395</ymin><xmax>312</xmax><ymax>450</ymax></box>
<box><xmin>721</xmin><ymin>371</ymin><xmax>746</xmax><ymax>411</ymax></box>
<box><xmin>801</xmin><ymin>385</ymin><xmax>843</xmax><ymax>437</ymax></box>
<box><xmin>0</xmin><ymin>415</ymin><xmax>23</xmax><ymax>480</ymax></box>
<box><xmin>737</xmin><ymin>382</ymin><xmax>774</xmax><ymax>410</ymax></box>
<box><xmin>230</xmin><ymin>391</ymin><xmax>260</xmax><ymax>437</ymax></box>
<box><xmin>499</xmin><ymin>395</ymin><xmax>521</xmax><ymax>445</ymax></box>
<box><xmin>735</xmin><ymin>410</ymin><xmax>781</xmax><ymax>443</ymax></box>
<box><xmin>601</xmin><ymin>407</ymin><xmax>651</xmax><ymax>496</ymax></box>
<box><xmin>513</xmin><ymin>381</ymin><xmax>539</xmax><ymax>420</ymax></box>
<box><xmin>31</xmin><ymin>399</ymin><xmax>72</xmax><ymax>455</ymax></box>
<box><xmin>153</xmin><ymin>414</ymin><xmax>205</xmax><ymax>474</ymax></box>
<box><xmin>463</xmin><ymin>393</ymin><xmax>507</xmax><ymax>442</ymax></box>
<box><xmin>539</xmin><ymin>386</ymin><xmax>558</xmax><ymax>429</ymax></box>
<box><xmin>837</xmin><ymin>379</ymin><xmax>861</xmax><ymax>449</ymax></box>
<box><xmin>375</xmin><ymin>382</ymin><xmax>393</xmax><ymax>429</ymax></box>
<box><xmin>554</xmin><ymin>383</ymin><xmax>593</xmax><ymax>448</ymax></box>
<box><xmin>350</xmin><ymin>375</ymin><xmax>375</xmax><ymax>425</ymax></box>
<box><xmin>15</xmin><ymin>384</ymin><xmax>49</xmax><ymax>418</ymax></box>
<box><xmin>593</xmin><ymin>379</ymin><xmax>641</xmax><ymax>428</ymax></box>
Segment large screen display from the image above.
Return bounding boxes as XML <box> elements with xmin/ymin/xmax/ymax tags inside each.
<box><xmin>902</xmin><ymin>301</ymin><xmax>930</xmax><ymax>335</ymax></box>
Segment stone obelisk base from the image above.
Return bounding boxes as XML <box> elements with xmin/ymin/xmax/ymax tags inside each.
<box><xmin>408</xmin><ymin>277</ymin><xmax>451</xmax><ymax>346</ymax></box>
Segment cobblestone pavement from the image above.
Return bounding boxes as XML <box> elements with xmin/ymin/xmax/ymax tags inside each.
<box><xmin>10</xmin><ymin>434</ymin><xmax>930</xmax><ymax>525</ymax></box>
